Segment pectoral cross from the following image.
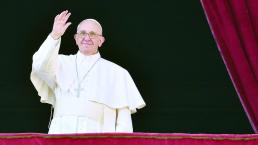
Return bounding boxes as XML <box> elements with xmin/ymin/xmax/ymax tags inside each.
<box><xmin>75</xmin><ymin>83</ymin><xmax>84</xmax><ymax>97</ymax></box>
<box><xmin>74</xmin><ymin>55</ymin><xmax>100</xmax><ymax>98</ymax></box>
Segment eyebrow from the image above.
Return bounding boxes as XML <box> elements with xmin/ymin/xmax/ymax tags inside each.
<box><xmin>78</xmin><ymin>30</ymin><xmax>95</xmax><ymax>33</ymax></box>
<box><xmin>77</xmin><ymin>30</ymin><xmax>102</xmax><ymax>36</ymax></box>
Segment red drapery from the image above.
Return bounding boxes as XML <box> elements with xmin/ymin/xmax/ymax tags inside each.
<box><xmin>200</xmin><ymin>0</ymin><xmax>258</xmax><ymax>133</ymax></box>
<box><xmin>0</xmin><ymin>133</ymin><xmax>257</xmax><ymax>145</ymax></box>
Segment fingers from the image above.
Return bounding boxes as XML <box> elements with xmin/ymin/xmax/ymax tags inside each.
<box><xmin>54</xmin><ymin>11</ymin><xmax>65</xmax><ymax>21</ymax></box>
<box><xmin>55</xmin><ymin>10</ymin><xmax>70</xmax><ymax>22</ymax></box>
<box><xmin>62</xmin><ymin>12</ymin><xmax>71</xmax><ymax>23</ymax></box>
<box><xmin>64</xmin><ymin>22</ymin><xmax>72</xmax><ymax>30</ymax></box>
<box><xmin>58</xmin><ymin>10</ymin><xmax>68</xmax><ymax>20</ymax></box>
<box><xmin>51</xmin><ymin>10</ymin><xmax>72</xmax><ymax>38</ymax></box>
<box><xmin>54</xmin><ymin>14</ymin><xmax>59</xmax><ymax>21</ymax></box>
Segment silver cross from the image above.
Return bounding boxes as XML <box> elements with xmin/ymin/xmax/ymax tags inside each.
<box><xmin>74</xmin><ymin>84</ymin><xmax>84</xmax><ymax>97</ymax></box>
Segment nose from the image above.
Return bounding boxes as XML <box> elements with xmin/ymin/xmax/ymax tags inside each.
<box><xmin>82</xmin><ymin>33</ymin><xmax>91</xmax><ymax>40</ymax></box>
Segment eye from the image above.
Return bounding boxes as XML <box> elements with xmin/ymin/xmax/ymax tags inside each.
<box><xmin>89</xmin><ymin>31</ymin><xmax>97</xmax><ymax>36</ymax></box>
<box><xmin>79</xmin><ymin>31</ymin><xmax>87</xmax><ymax>35</ymax></box>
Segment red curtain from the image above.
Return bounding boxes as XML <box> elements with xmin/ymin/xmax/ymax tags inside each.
<box><xmin>200</xmin><ymin>0</ymin><xmax>258</xmax><ymax>133</ymax></box>
<box><xmin>0</xmin><ymin>133</ymin><xmax>258</xmax><ymax>145</ymax></box>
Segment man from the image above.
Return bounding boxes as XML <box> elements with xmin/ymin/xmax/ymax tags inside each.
<box><xmin>30</xmin><ymin>10</ymin><xmax>146</xmax><ymax>134</ymax></box>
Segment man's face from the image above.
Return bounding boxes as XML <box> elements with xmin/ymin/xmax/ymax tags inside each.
<box><xmin>74</xmin><ymin>20</ymin><xmax>105</xmax><ymax>55</ymax></box>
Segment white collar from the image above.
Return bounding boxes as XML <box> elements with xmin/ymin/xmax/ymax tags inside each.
<box><xmin>77</xmin><ymin>51</ymin><xmax>101</xmax><ymax>64</ymax></box>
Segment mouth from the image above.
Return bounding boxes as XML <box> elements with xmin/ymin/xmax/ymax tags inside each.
<box><xmin>81</xmin><ymin>40</ymin><xmax>93</xmax><ymax>45</ymax></box>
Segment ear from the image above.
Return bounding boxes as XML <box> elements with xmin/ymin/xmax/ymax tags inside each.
<box><xmin>74</xmin><ymin>34</ymin><xmax>79</xmax><ymax>46</ymax></box>
<box><xmin>98</xmin><ymin>36</ymin><xmax>105</xmax><ymax>47</ymax></box>
<box><xmin>74</xmin><ymin>34</ymin><xmax>77</xmax><ymax>41</ymax></box>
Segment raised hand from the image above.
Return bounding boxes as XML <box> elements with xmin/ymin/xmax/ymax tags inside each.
<box><xmin>50</xmin><ymin>10</ymin><xmax>72</xmax><ymax>40</ymax></box>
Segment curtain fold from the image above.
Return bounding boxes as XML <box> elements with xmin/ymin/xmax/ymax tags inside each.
<box><xmin>201</xmin><ymin>0</ymin><xmax>258</xmax><ymax>133</ymax></box>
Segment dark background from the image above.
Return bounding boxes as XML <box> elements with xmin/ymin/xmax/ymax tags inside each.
<box><xmin>0</xmin><ymin>0</ymin><xmax>253</xmax><ymax>133</ymax></box>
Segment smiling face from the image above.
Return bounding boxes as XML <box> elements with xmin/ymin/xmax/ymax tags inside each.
<box><xmin>74</xmin><ymin>19</ymin><xmax>105</xmax><ymax>55</ymax></box>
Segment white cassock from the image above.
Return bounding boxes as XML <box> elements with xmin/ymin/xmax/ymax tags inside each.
<box><xmin>30</xmin><ymin>35</ymin><xmax>146</xmax><ymax>134</ymax></box>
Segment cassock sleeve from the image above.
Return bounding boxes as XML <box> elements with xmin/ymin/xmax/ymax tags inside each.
<box><xmin>92</xmin><ymin>67</ymin><xmax>146</xmax><ymax>114</ymax></box>
<box><xmin>124</xmin><ymin>71</ymin><xmax>146</xmax><ymax>113</ymax></box>
<box><xmin>115</xmin><ymin>107</ymin><xmax>133</xmax><ymax>132</ymax></box>
<box><xmin>30</xmin><ymin>35</ymin><xmax>61</xmax><ymax>105</ymax></box>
